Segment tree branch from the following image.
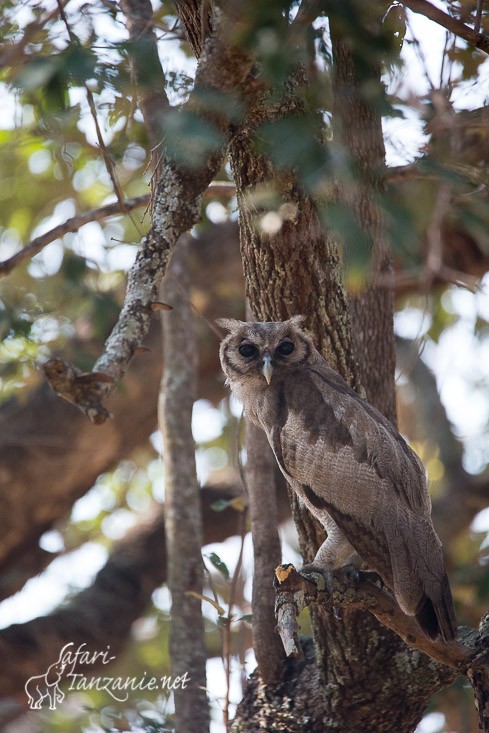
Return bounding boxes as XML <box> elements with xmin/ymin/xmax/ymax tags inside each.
<box><xmin>245</xmin><ymin>419</ymin><xmax>286</xmax><ymax>683</ymax></box>
<box><xmin>275</xmin><ymin>565</ymin><xmax>467</xmax><ymax>667</ymax></box>
<box><xmin>400</xmin><ymin>0</ymin><xmax>489</xmax><ymax>54</ymax></box>
<box><xmin>274</xmin><ymin>564</ymin><xmax>489</xmax><ymax>732</ymax></box>
<box><xmin>0</xmin><ymin>484</ymin><xmax>245</xmax><ymax>707</ymax></box>
<box><xmin>0</xmin><ymin>3</ymin><xmax>67</xmax><ymax>68</ymax></box>
<box><xmin>43</xmin><ymin>11</ymin><xmax>251</xmax><ymax>423</ymax></box>
<box><xmin>120</xmin><ymin>0</ymin><xmax>170</xmax><ymax>172</ymax></box>
<box><xmin>0</xmin><ymin>196</ymin><xmax>148</xmax><ymax>278</ymax></box>
<box><xmin>0</xmin><ymin>183</ymin><xmax>235</xmax><ymax>279</ymax></box>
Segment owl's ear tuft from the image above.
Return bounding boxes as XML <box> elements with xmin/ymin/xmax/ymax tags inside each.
<box><xmin>288</xmin><ymin>315</ymin><xmax>307</xmax><ymax>330</ymax></box>
<box><xmin>216</xmin><ymin>318</ymin><xmax>246</xmax><ymax>332</ymax></box>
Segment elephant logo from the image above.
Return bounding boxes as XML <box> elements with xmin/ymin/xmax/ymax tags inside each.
<box><xmin>25</xmin><ymin>656</ymin><xmax>66</xmax><ymax>710</ymax></box>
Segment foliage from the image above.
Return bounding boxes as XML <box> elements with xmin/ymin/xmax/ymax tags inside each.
<box><xmin>1</xmin><ymin>1</ymin><xmax>489</xmax><ymax>732</ymax></box>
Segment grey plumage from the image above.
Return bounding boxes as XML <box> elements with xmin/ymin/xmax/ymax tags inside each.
<box><xmin>217</xmin><ymin>316</ymin><xmax>457</xmax><ymax>642</ymax></box>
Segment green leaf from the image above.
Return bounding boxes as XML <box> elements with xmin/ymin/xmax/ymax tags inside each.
<box><xmin>205</xmin><ymin>551</ymin><xmax>230</xmax><ymax>580</ymax></box>
<box><xmin>210</xmin><ymin>497</ymin><xmax>246</xmax><ymax>513</ymax></box>
<box><xmin>163</xmin><ymin>109</ymin><xmax>222</xmax><ymax>169</ymax></box>
<box><xmin>237</xmin><ymin>614</ymin><xmax>253</xmax><ymax>623</ymax></box>
<box><xmin>210</xmin><ymin>499</ymin><xmax>232</xmax><ymax>512</ymax></box>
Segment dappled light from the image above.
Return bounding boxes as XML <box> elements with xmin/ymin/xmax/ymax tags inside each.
<box><xmin>0</xmin><ymin>1</ymin><xmax>489</xmax><ymax>732</ymax></box>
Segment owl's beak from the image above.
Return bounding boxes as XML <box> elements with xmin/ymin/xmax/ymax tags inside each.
<box><xmin>261</xmin><ymin>354</ymin><xmax>274</xmax><ymax>385</ymax></box>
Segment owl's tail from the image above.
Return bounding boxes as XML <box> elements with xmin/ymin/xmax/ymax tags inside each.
<box><xmin>414</xmin><ymin>572</ymin><xmax>457</xmax><ymax>642</ymax></box>
<box><xmin>389</xmin><ymin>515</ymin><xmax>457</xmax><ymax>642</ymax></box>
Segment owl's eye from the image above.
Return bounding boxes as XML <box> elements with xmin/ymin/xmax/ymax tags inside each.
<box><xmin>276</xmin><ymin>340</ymin><xmax>294</xmax><ymax>356</ymax></box>
<box><xmin>239</xmin><ymin>341</ymin><xmax>258</xmax><ymax>358</ymax></box>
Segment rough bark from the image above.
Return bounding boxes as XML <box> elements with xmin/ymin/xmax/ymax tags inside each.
<box><xmin>2</xmin><ymin>1</ymin><xmax>488</xmax><ymax>730</ymax></box>
<box><xmin>229</xmin><ymin>8</ymin><xmax>466</xmax><ymax>733</ymax></box>
<box><xmin>245</xmin><ymin>420</ymin><xmax>286</xmax><ymax>683</ymax></box>
<box><xmin>44</xmin><ymin>8</ymin><xmax>253</xmax><ymax>422</ymax></box>
<box><xmin>329</xmin><ymin>9</ymin><xmax>397</xmax><ymax>424</ymax></box>
<box><xmin>159</xmin><ymin>239</ymin><xmax>209</xmax><ymax>733</ymax></box>
<box><xmin>120</xmin><ymin>0</ymin><xmax>170</xmax><ymax>152</ymax></box>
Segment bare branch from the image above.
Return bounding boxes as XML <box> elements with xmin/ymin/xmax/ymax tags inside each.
<box><xmin>400</xmin><ymin>0</ymin><xmax>489</xmax><ymax>54</ymax></box>
<box><xmin>43</xmin><ymin>13</ymin><xmax>252</xmax><ymax>423</ymax></box>
<box><xmin>273</xmin><ymin>564</ymin><xmax>489</xmax><ymax>731</ymax></box>
<box><xmin>0</xmin><ymin>196</ymin><xmax>149</xmax><ymax>277</ymax></box>
<box><xmin>474</xmin><ymin>0</ymin><xmax>484</xmax><ymax>34</ymax></box>
<box><xmin>120</xmin><ymin>0</ymin><xmax>170</xmax><ymax>161</ymax></box>
<box><xmin>0</xmin><ymin>3</ymin><xmax>67</xmax><ymax>68</ymax></box>
<box><xmin>423</xmin><ymin>183</ymin><xmax>452</xmax><ymax>282</ymax></box>
<box><xmin>84</xmin><ymin>85</ymin><xmax>129</xmax><ymax>214</ymax></box>
<box><xmin>275</xmin><ymin>568</ymin><xmax>489</xmax><ymax>731</ymax></box>
<box><xmin>245</xmin><ymin>419</ymin><xmax>286</xmax><ymax>682</ymax></box>
<box><xmin>56</xmin><ymin>0</ymin><xmax>140</xmax><ymax>231</ymax></box>
<box><xmin>274</xmin><ymin>564</ymin><xmax>471</xmax><ymax>670</ymax></box>
<box><xmin>0</xmin><ymin>183</ymin><xmax>235</xmax><ymax>279</ymax></box>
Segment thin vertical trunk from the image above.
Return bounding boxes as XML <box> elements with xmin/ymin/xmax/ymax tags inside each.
<box><xmin>329</xmin><ymin>10</ymin><xmax>397</xmax><ymax>423</ymax></box>
<box><xmin>159</xmin><ymin>238</ymin><xmax>209</xmax><ymax>733</ymax></box>
<box><xmin>245</xmin><ymin>418</ymin><xmax>286</xmax><ymax>683</ymax></box>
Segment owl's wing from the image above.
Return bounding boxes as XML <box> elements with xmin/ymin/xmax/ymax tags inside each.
<box><xmin>264</xmin><ymin>361</ymin><xmax>456</xmax><ymax>640</ymax></box>
<box><xmin>283</xmin><ymin>361</ymin><xmax>429</xmax><ymax>512</ymax></box>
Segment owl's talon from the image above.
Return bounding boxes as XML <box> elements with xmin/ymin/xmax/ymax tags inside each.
<box><xmin>299</xmin><ymin>565</ymin><xmax>329</xmax><ymax>592</ymax></box>
<box><xmin>362</xmin><ymin>570</ymin><xmax>384</xmax><ymax>589</ymax></box>
<box><xmin>341</xmin><ymin>563</ymin><xmax>361</xmax><ymax>584</ymax></box>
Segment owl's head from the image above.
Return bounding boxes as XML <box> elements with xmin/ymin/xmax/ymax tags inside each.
<box><xmin>217</xmin><ymin>316</ymin><xmax>315</xmax><ymax>390</ymax></box>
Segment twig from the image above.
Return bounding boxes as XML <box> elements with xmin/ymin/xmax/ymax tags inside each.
<box><xmin>400</xmin><ymin>0</ymin><xmax>489</xmax><ymax>55</ymax></box>
<box><xmin>423</xmin><ymin>183</ymin><xmax>451</xmax><ymax>284</ymax></box>
<box><xmin>55</xmin><ymin>0</ymin><xmax>139</xmax><ymax>233</ymax></box>
<box><xmin>371</xmin><ymin>265</ymin><xmax>482</xmax><ymax>294</ymax></box>
<box><xmin>0</xmin><ymin>196</ymin><xmax>148</xmax><ymax>277</ymax></box>
<box><xmin>0</xmin><ymin>3</ymin><xmax>68</xmax><ymax>68</ymax></box>
<box><xmin>0</xmin><ymin>182</ymin><xmax>235</xmax><ymax>278</ymax></box>
<box><xmin>405</xmin><ymin>10</ymin><xmax>435</xmax><ymax>90</ymax></box>
<box><xmin>222</xmin><ymin>509</ymin><xmax>247</xmax><ymax>732</ymax></box>
<box><xmin>474</xmin><ymin>0</ymin><xmax>484</xmax><ymax>34</ymax></box>
<box><xmin>84</xmin><ymin>85</ymin><xmax>128</xmax><ymax>214</ymax></box>
<box><xmin>120</xmin><ymin>0</ymin><xmax>170</xmax><ymax>174</ymax></box>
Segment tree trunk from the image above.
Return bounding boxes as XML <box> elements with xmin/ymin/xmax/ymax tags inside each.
<box><xmin>229</xmin><ymin>9</ymin><xmax>458</xmax><ymax>733</ymax></box>
<box><xmin>159</xmin><ymin>238</ymin><xmax>209</xmax><ymax>733</ymax></box>
<box><xmin>245</xmin><ymin>418</ymin><xmax>286</xmax><ymax>683</ymax></box>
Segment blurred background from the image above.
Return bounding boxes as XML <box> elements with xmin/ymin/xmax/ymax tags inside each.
<box><xmin>0</xmin><ymin>1</ymin><xmax>489</xmax><ymax>731</ymax></box>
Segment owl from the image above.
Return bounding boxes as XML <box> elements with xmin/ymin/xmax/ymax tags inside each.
<box><xmin>217</xmin><ymin>316</ymin><xmax>457</xmax><ymax>642</ymax></box>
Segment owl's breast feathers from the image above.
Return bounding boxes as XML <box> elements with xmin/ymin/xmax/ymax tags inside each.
<box><xmin>248</xmin><ymin>360</ymin><xmax>457</xmax><ymax>641</ymax></box>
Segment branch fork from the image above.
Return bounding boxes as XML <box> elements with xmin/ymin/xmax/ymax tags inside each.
<box><xmin>274</xmin><ymin>563</ymin><xmax>489</xmax><ymax>731</ymax></box>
